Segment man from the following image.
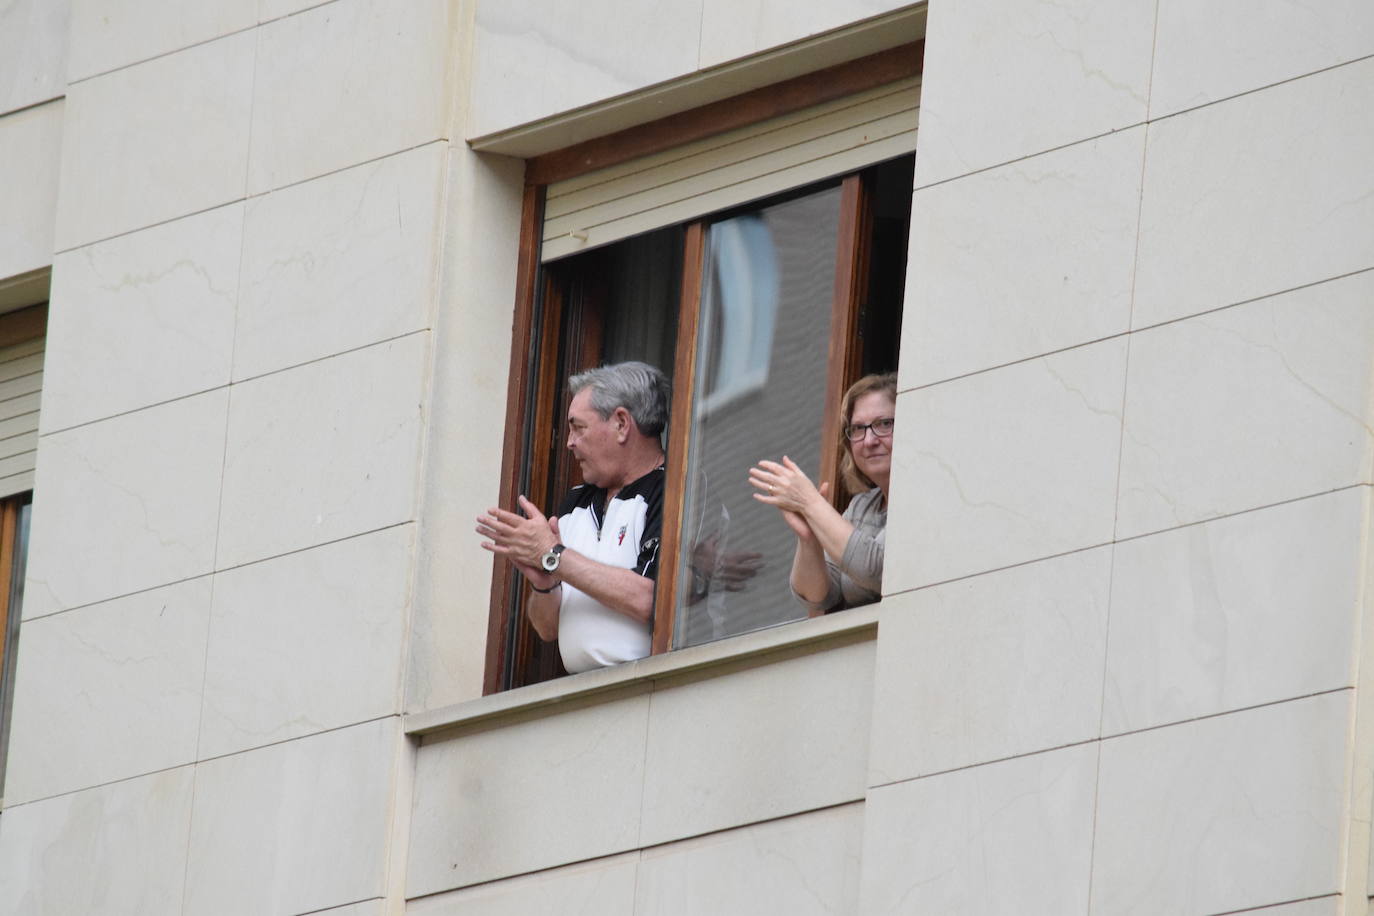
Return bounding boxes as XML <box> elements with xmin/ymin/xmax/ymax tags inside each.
<box><xmin>477</xmin><ymin>361</ymin><xmax>670</xmax><ymax>673</ymax></box>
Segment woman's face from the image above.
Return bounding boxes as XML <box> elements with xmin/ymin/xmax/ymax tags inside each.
<box><xmin>849</xmin><ymin>390</ymin><xmax>896</xmax><ymax>489</ymax></box>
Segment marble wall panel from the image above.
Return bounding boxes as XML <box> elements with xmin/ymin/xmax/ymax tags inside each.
<box><xmin>901</xmin><ymin>127</ymin><xmax>1143</xmax><ymax>388</ymax></box>
<box><xmin>1116</xmin><ymin>273</ymin><xmax>1374</xmax><ymax>539</ymax></box>
<box><xmin>1134</xmin><ymin>58</ymin><xmax>1374</xmax><ymax>328</ymax></box>
<box><xmin>407</xmin><ymin>686</ymin><xmax>651</xmax><ymax>896</ymax></box>
<box><xmin>1105</xmin><ymin>488</ymin><xmax>1365</xmax><ymax>735</ymax></box>
<box><xmin>468</xmin><ymin>0</ymin><xmax>702</xmax><ymax>138</ymax></box>
<box><xmin>235</xmin><ymin>143</ymin><xmax>444</xmax><ymax>381</ymax></box>
<box><xmin>0</xmin><ymin>0</ymin><xmax>69</xmax><ymax>116</ymax></box>
<box><xmin>248</xmin><ymin>0</ymin><xmax>450</xmax><ymax>194</ymax></box>
<box><xmin>0</xmin><ymin>766</ymin><xmax>194</xmax><ymax>916</ymax></box>
<box><xmin>869</xmin><ymin>547</ymin><xmax>1110</xmax><ymax>786</ymax></box>
<box><xmin>405</xmin><ymin>148</ymin><xmax>524</xmax><ymax>712</ymax></box>
<box><xmin>199</xmin><ymin>525</ymin><xmax>412</xmax><ymax>759</ymax></box>
<box><xmin>258</xmin><ymin>0</ymin><xmax>335</xmax><ymax>23</ymax></box>
<box><xmin>183</xmin><ymin>718</ymin><xmax>398</xmax><ymax>916</ymax></box>
<box><xmin>23</xmin><ymin>389</ymin><xmax>229</xmax><ymax>618</ymax></box>
<box><xmin>215</xmin><ymin>333</ymin><xmax>427</xmax><ymax>569</ymax></box>
<box><xmin>698</xmin><ymin>0</ymin><xmax>910</xmax><ymax>69</ymax></box>
<box><xmin>310</xmin><ymin>901</ymin><xmax>386</xmax><ymax>916</ymax></box>
<box><xmin>639</xmin><ymin>638</ymin><xmax>874</xmax><ymax>847</ymax></box>
<box><xmin>1091</xmin><ymin>692</ymin><xmax>1348</xmax><ymax>915</ymax></box>
<box><xmin>913</xmin><ymin>0</ymin><xmax>1153</xmax><ymax>188</ymax></box>
<box><xmin>0</xmin><ymin>100</ymin><xmax>63</xmax><ymax>281</ymax></box>
<box><xmin>858</xmin><ymin>744</ymin><xmax>1097</xmax><ymax>915</ymax></box>
<box><xmin>635</xmin><ymin>804</ymin><xmax>864</xmax><ymax>916</ymax></box>
<box><xmin>408</xmin><ymin>853</ymin><xmax>639</xmax><ymax>916</ymax></box>
<box><xmin>66</xmin><ymin>0</ymin><xmax>256</xmax><ymax>82</ymax></box>
<box><xmin>43</xmin><ymin>204</ymin><xmax>241</xmax><ymax>432</ymax></box>
<box><xmin>54</xmin><ymin>31</ymin><xmax>253</xmax><ymax>251</ymax></box>
<box><xmin>1151</xmin><ymin>0</ymin><xmax>1374</xmax><ymax>118</ymax></box>
<box><xmin>886</xmin><ymin>337</ymin><xmax>1126</xmax><ymax>592</ymax></box>
<box><xmin>3</xmin><ymin>578</ymin><xmax>211</xmax><ymax>805</ymax></box>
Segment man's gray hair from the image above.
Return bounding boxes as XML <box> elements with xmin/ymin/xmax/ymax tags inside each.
<box><xmin>569</xmin><ymin>361</ymin><xmax>671</xmax><ymax>437</ymax></box>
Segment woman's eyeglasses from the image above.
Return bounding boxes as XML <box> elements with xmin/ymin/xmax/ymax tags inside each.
<box><xmin>844</xmin><ymin>416</ymin><xmax>895</xmax><ymax>442</ymax></box>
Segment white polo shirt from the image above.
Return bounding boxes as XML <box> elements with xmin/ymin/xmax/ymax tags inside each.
<box><xmin>554</xmin><ymin>467</ymin><xmax>664</xmax><ymax>673</ymax></box>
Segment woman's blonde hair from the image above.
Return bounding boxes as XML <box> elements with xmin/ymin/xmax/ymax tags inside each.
<box><xmin>838</xmin><ymin>372</ymin><xmax>898</xmax><ymax>496</ymax></box>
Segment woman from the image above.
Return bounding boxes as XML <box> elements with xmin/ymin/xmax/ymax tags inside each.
<box><xmin>749</xmin><ymin>372</ymin><xmax>896</xmax><ymax>613</ymax></box>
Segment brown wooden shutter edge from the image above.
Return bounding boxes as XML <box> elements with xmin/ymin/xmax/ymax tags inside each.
<box><xmin>814</xmin><ymin>174</ymin><xmax>872</xmax><ymax>617</ymax></box>
<box><xmin>652</xmin><ymin>222</ymin><xmax>706</xmax><ymax>655</ymax></box>
<box><xmin>0</xmin><ymin>498</ymin><xmax>18</xmax><ymax>698</ymax></box>
<box><xmin>527</xmin><ymin>41</ymin><xmax>925</xmax><ymax>187</ymax></box>
<box><xmin>482</xmin><ymin>183</ymin><xmax>549</xmax><ymax>696</ymax></box>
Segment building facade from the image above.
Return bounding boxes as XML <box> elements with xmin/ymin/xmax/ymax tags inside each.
<box><xmin>1</xmin><ymin>1</ymin><xmax>1373</xmax><ymax>914</ymax></box>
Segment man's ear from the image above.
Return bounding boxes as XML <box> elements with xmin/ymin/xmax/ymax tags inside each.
<box><xmin>613</xmin><ymin>406</ymin><xmax>633</xmax><ymax>443</ymax></box>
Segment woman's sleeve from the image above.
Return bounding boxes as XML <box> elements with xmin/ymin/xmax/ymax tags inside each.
<box><xmin>836</xmin><ymin>494</ymin><xmax>885</xmax><ymax>593</ymax></box>
<box><xmin>791</xmin><ymin>558</ymin><xmax>842</xmax><ymax>613</ymax></box>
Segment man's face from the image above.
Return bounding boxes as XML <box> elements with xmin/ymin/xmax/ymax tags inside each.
<box><xmin>566</xmin><ymin>388</ymin><xmax>619</xmax><ymax>487</ymax></box>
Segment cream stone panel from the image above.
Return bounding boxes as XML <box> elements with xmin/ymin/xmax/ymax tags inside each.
<box><xmin>183</xmin><ymin>718</ymin><xmax>398</xmax><ymax>916</ymax></box>
<box><xmin>1235</xmin><ymin>899</ymin><xmax>1339</xmax><ymax>916</ymax></box>
<box><xmin>309</xmin><ymin>902</ymin><xmax>386</xmax><ymax>916</ymax></box>
<box><xmin>66</xmin><ymin>0</ymin><xmax>256</xmax><ymax>82</ymax></box>
<box><xmin>869</xmin><ymin>548</ymin><xmax>1110</xmax><ymax>786</ymax></box>
<box><xmin>407</xmin><ymin>686</ymin><xmax>651</xmax><ymax>895</ymax></box>
<box><xmin>1151</xmin><ymin>0</ymin><xmax>1374</xmax><ymax>118</ymax></box>
<box><xmin>698</xmin><ymin>0</ymin><xmax>910</xmax><ymax>69</ymax></box>
<box><xmin>913</xmin><ymin>0</ymin><xmax>1153</xmax><ymax>188</ymax></box>
<box><xmin>0</xmin><ymin>766</ymin><xmax>194</xmax><ymax>916</ymax></box>
<box><xmin>0</xmin><ymin>0</ymin><xmax>68</xmax><ymax>115</ymax></box>
<box><xmin>408</xmin><ymin>853</ymin><xmax>639</xmax><ymax>916</ymax></box>
<box><xmin>235</xmin><ymin>143</ymin><xmax>444</xmax><ymax>381</ymax></box>
<box><xmin>0</xmin><ymin>100</ymin><xmax>63</xmax><ymax>280</ymax></box>
<box><xmin>639</xmin><ymin>638</ymin><xmax>873</xmax><ymax>847</ymax></box>
<box><xmin>406</xmin><ymin>148</ymin><xmax>524</xmax><ymax>711</ymax></box>
<box><xmin>858</xmin><ymin>744</ymin><xmax>1097</xmax><ymax>916</ymax></box>
<box><xmin>1091</xmin><ymin>692</ymin><xmax>1348</xmax><ymax>915</ymax></box>
<box><xmin>468</xmin><ymin>0</ymin><xmax>703</xmax><ymax>138</ymax></box>
<box><xmin>2</xmin><ymin>578</ymin><xmax>211</xmax><ymax>805</ymax></box>
<box><xmin>24</xmin><ymin>389</ymin><xmax>229</xmax><ymax>618</ymax></box>
<box><xmin>1105</xmin><ymin>489</ymin><xmax>1364</xmax><ymax>735</ymax></box>
<box><xmin>43</xmin><ymin>203</ymin><xmax>241</xmax><ymax>432</ymax></box>
<box><xmin>248</xmin><ymin>0</ymin><xmax>451</xmax><ymax>194</ymax></box>
<box><xmin>215</xmin><ymin>333</ymin><xmax>427</xmax><ymax>569</ymax></box>
<box><xmin>1116</xmin><ymin>274</ymin><xmax>1374</xmax><ymax>539</ymax></box>
<box><xmin>886</xmin><ymin>337</ymin><xmax>1126</xmax><ymax>592</ymax></box>
<box><xmin>1134</xmin><ymin>59</ymin><xmax>1374</xmax><ymax>328</ymax></box>
<box><xmin>54</xmin><ymin>31</ymin><xmax>253</xmax><ymax>251</ymax></box>
<box><xmin>636</xmin><ymin>804</ymin><xmax>864</xmax><ymax>916</ymax></box>
<box><xmin>901</xmin><ymin>127</ymin><xmax>1143</xmax><ymax>388</ymax></box>
<box><xmin>199</xmin><ymin>525</ymin><xmax>412</xmax><ymax>759</ymax></box>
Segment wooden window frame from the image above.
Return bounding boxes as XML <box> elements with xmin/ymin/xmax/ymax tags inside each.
<box><xmin>483</xmin><ymin>44</ymin><xmax>922</xmax><ymax>694</ymax></box>
<box><xmin>0</xmin><ymin>491</ymin><xmax>31</xmax><ymax>797</ymax></box>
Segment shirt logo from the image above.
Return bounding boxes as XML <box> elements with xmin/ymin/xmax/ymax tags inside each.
<box><xmin>617</xmin><ymin>525</ymin><xmax>628</xmax><ymax>545</ymax></box>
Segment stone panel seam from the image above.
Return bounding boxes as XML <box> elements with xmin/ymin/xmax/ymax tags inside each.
<box><xmin>0</xmin><ymin>714</ymin><xmax>403</xmax><ymax>811</ymax></box>
<box><xmin>896</xmin><ymin>264</ymin><xmax>1374</xmax><ymax>396</ymax></box>
<box><xmin>1208</xmin><ymin>892</ymin><xmax>1341</xmax><ymax>915</ymax></box>
<box><xmin>49</xmin><ymin>140</ymin><xmax>448</xmax><ymax>260</ymax></box>
<box><xmin>865</xmin><ymin>687</ymin><xmax>1351</xmax><ymax>794</ymax></box>
<box><xmin>20</xmin><ymin>521</ymin><xmax>413</xmax><ymax>624</ymax></box>
<box><xmin>37</xmin><ymin>328</ymin><xmax>432</xmax><ymax>440</ymax></box>
<box><xmin>883</xmin><ymin>482</ymin><xmax>1371</xmax><ymax>601</ymax></box>
<box><xmin>911</xmin><ymin>50</ymin><xmax>1374</xmax><ymax>195</ymax></box>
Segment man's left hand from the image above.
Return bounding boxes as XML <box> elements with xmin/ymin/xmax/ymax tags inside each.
<box><xmin>476</xmin><ymin>495</ymin><xmax>560</xmax><ymax>568</ymax></box>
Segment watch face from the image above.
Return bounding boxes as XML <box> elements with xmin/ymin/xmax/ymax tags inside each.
<box><xmin>541</xmin><ymin>551</ymin><xmax>560</xmax><ymax>572</ymax></box>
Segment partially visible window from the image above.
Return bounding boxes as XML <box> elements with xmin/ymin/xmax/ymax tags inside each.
<box><xmin>0</xmin><ymin>491</ymin><xmax>32</xmax><ymax>798</ymax></box>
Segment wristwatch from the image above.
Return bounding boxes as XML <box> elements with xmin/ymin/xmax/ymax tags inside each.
<box><xmin>540</xmin><ymin>543</ymin><xmax>566</xmax><ymax>573</ymax></box>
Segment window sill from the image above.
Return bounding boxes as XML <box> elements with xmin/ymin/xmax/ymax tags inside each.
<box><xmin>404</xmin><ymin>604</ymin><xmax>881</xmax><ymax>738</ymax></box>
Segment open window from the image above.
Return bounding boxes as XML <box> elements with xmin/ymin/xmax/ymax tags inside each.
<box><xmin>485</xmin><ymin>48</ymin><xmax>920</xmax><ymax>691</ymax></box>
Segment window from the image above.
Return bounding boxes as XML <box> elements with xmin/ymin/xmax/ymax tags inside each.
<box><xmin>0</xmin><ymin>492</ymin><xmax>31</xmax><ymax>798</ymax></box>
<box><xmin>485</xmin><ymin>46</ymin><xmax>920</xmax><ymax>691</ymax></box>
<box><xmin>0</xmin><ymin>300</ymin><xmax>45</xmax><ymax>792</ymax></box>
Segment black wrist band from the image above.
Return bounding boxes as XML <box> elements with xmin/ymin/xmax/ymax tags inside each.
<box><xmin>530</xmin><ymin>581</ymin><xmax>561</xmax><ymax>594</ymax></box>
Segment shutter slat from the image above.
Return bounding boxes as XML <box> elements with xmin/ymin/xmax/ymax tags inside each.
<box><xmin>0</xmin><ymin>329</ymin><xmax>44</xmax><ymax>498</ymax></box>
<box><xmin>542</xmin><ymin>77</ymin><xmax>920</xmax><ymax>261</ymax></box>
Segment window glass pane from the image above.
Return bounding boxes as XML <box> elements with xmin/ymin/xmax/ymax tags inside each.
<box><xmin>674</xmin><ymin>184</ymin><xmax>842</xmax><ymax>647</ymax></box>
